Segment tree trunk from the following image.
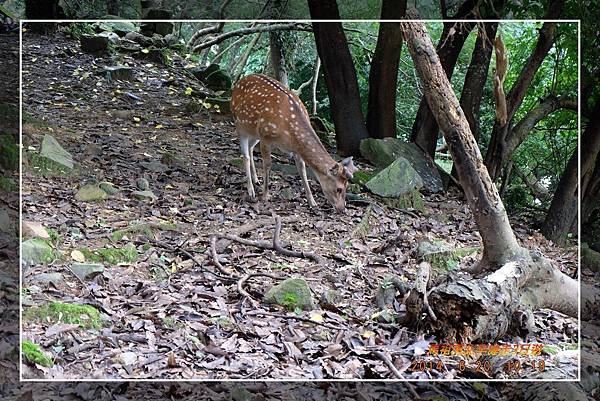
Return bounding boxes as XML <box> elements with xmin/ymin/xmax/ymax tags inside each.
<box><xmin>365</xmin><ymin>0</ymin><xmax>407</xmax><ymax>139</ymax></box>
<box><xmin>400</xmin><ymin>20</ymin><xmax>577</xmax><ymax>342</ymax></box>
<box><xmin>543</xmin><ymin>100</ymin><xmax>600</xmax><ymax>242</ymax></box>
<box><xmin>410</xmin><ymin>21</ymin><xmax>476</xmax><ymax>157</ymax></box>
<box><xmin>451</xmin><ymin>22</ymin><xmax>498</xmax><ymax>180</ymax></box>
<box><xmin>232</xmin><ymin>33</ymin><xmax>262</xmax><ymax>83</ymax></box>
<box><xmin>308</xmin><ymin>0</ymin><xmax>369</xmax><ymax>156</ymax></box>
<box><xmin>269</xmin><ymin>32</ymin><xmax>288</xmax><ymax>86</ymax></box>
<box><xmin>484</xmin><ymin>12</ymin><xmax>563</xmax><ymax>181</ymax></box>
<box><xmin>311</xmin><ymin>57</ymin><xmax>321</xmax><ymax>115</ymax></box>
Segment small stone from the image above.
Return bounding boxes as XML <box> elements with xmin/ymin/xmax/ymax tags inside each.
<box><xmin>280</xmin><ymin>187</ymin><xmax>294</xmax><ymax>200</ymax></box>
<box><xmin>0</xmin><ymin>208</ymin><xmax>12</xmax><ymax>233</ymax></box>
<box><xmin>124</xmin><ymin>31</ymin><xmax>153</xmax><ymax>47</ymax></box>
<box><xmin>70</xmin><ymin>263</ymin><xmax>104</xmax><ymax>280</ymax></box>
<box><xmin>102</xmin><ymin>66</ymin><xmax>134</xmax><ymax>81</ymax></box>
<box><xmin>133</xmin><ymin>190</ymin><xmax>157</xmax><ymax>201</ymax></box>
<box><xmin>231</xmin><ymin>388</ymin><xmax>253</xmax><ymax>401</ymax></box>
<box><xmin>22</xmin><ymin>220</ymin><xmax>50</xmax><ymax>239</ymax></box>
<box><xmin>40</xmin><ymin>134</ymin><xmax>74</xmax><ymax>170</ymax></box>
<box><xmin>119</xmin><ymin>351</ymin><xmax>138</xmax><ymax>366</ymax></box>
<box><xmin>75</xmin><ymin>184</ymin><xmax>108</xmax><ymax>202</ymax></box>
<box><xmin>110</xmin><ymin>110</ymin><xmax>133</xmax><ymax>120</ymax></box>
<box><xmin>135</xmin><ymin>178</ymin><xmax>149</xmax><ymax>190</ymax></box>
<box><xmin>71</xmin><ymin>250</ymin><xmax>86</xmax><ymax>262</ymax></box>
<box><xmin>32</xmin><ymin>272</ymin><xmax>63</xmax><ymax>285</ymax></box>
<box><xmin>99</xmin><ymin>182</ymin><xmax>119</xmax><ymax>195</ymax></box>
<box><xmin>264</xmin><ymin>277</ymin><xmax>314</xmax><ymax>311</ymax></box>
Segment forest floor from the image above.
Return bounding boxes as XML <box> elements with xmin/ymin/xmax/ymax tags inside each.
<box><xmin>21</xmin><ymin>31</ymin><xmax>579</xmax><ymax>380</ymax></box>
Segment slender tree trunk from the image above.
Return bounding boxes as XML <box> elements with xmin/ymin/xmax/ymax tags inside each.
<box><xmin>269</xmin><ymin>32</ymin><xmax>288</xmax><ymax>85</ymax></box>
<box><xmin>311</xmin><ymin>57</ymin><xmax>321</xmax><ymax>115</ymax></box>
<box><xmin>484</xmin><ymin>4</ymin><xmax>563</xmax><ymax>181</ymax></box>
<box><xmin>232</xmin><ymin>33</ymin><xmax>262</xmax><ymax>83</ymax></box>
<box><xmin>308</xmin><ymin>0</ymin><xmax>369</xmax><ymax>156</ymax></box>
<box><xmin>543</xmin><ymin>100</ymin><xmax>600</xmax><ymax>242</ymax></box>
<box><xmin>451</xmin><ymin>22</ymin><xmax>498</xmax><ymax>180</ymax></box>
<box><xmin>366</xmin><ymin>0</ymin><xmax>407</xmax><ymax>139</ymax></box>
<box><xmin>410</xmin><ymin>21</ymin><xmax>476</xmax><ymax>157</ymax></box>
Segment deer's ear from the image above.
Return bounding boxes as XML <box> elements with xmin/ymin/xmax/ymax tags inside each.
<box><xmin>329</xmin><ymin>165</ymin><xmax>339</xmax><ymax>176</ymax></box>
<box><xmin>341</xmin><ymin>157</ymin><xmax>358</xmax><ymax>179</ymax></box>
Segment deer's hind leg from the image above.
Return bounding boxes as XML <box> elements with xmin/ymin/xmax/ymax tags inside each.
<box><xmin>249</xmin><ymin>138</ymin><xmax>260</xmax><ymax>184</ymax></box>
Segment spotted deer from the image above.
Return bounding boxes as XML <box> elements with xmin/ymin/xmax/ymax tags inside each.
<box><xmin>231</xmin><ymin>74</ymin><xmax>357</xmax><ymax>212</ymax></box>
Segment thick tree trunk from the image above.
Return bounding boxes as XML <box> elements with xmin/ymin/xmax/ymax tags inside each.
<box><xmin>308</xmin><ymin>0</ymin><xmax>369</xmax><ymax>156</ymax></box>
<box><xmin>484</xmin><ymin>8</ymin><xmax>563</xmax><ymax>181</ymax></box>
<box><xmin>410</xmin><ymin>21</ymin><xmax>475</xmax><ymax>157</ymax></box>
<box><xmin>543</xmin><ymin>100</ymin><xmax>600</xmax><ymax>242</ymax></box>
<box><xmin>365</xmin><ymin>0</ymin><xmax>407</xmax><ymax>139</ymax></box>
<box><xmin>400</xmin><ymin>20</ymin><xmax>577</xmax><ymax>342</ymax></box>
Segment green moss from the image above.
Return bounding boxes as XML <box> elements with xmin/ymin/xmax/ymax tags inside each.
<box><xmin>381</xmin><ymin>189</ymin><xmax>424</xmax><ymax>212</ymax></box>
<box><xmin>280</xmin><ymin>293</ymin><xmax>300</xmax><ymax>311</ymax></box>
<box><xmin>22</xmin><ymin>340</ymin><xmax>53</xmax><ymax>367</ymax></box>
<box><xmin>80</xmin><ymin>243</ymin><xmax>137</xmax><ymax>265</ymax></box>
<box><xmin>0</xmin><ymin>134</ymin><xmax>18</xmax><ymax>171</ymax></box>
<box><xmin>25</xmin><ymin>301</ymin><xmax>102</xmax><ymax>329</ymax></box>
<box><xmin>0</xmin><ymin>176</ymin><xmax>17</xmax><ymax>192</ymax></box>
<box><xmin>352</xmin><ymin>170</ymin><xmax>376</xmax><ymax>186</ymax></box>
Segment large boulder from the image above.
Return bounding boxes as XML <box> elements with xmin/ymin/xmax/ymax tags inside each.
<box><xmin>80</xmin><ymin>34</ymin><xmax>109</xmax><ymax>53</ymax></box>
<box><xmin>97</xmin><ymin>20</ymin><xmax>138</xmax><ymax>36</ymax></box>
<box><xmin>189</xmin><ymin>64</ymin><xmax>232</xmax><ymax>92</ymax></box>
<box><xmin>365</xmin><ymin>158</ymin><xmax>423</xmax><ymax>198</ymax></box>
<box><xmin>22</xmin><ymin>238</ymin><xmax>54</xmax><ymax>265</ymax></box>
<box><xmin>124</xmin><ymin>31</ymin><xmax>153</xmax><ymax>47</ymax></box>
<box><xmin>360</xmin><ymin>138</ymin><xmax>443</xmax><ymax>193</ymax></box>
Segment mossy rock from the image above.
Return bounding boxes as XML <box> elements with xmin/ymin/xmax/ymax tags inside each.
<box><xmin>22</xmin><ymin>340</ymin><xmax>53</xmax><ymax>367</ymax></box>
<box><xmin>380</xmin><ymin>189</ymin><xmax>424</xmax><ymax>212</ymax></box>
<box><xmin>0</xmin><ymin>176</ymin><xmax>17</xmax><ymax>192</ymax></box>
<box><xmin>25</xmin><ymin>301</ymin><xmax>102</xmax><ymax>329</ymax></box>
<box><xmin>110</xmin><ymin>221</ymin><xmax>179</xmax><ymax>242</ymax></box>
<box><xmin>190</xmin><ymin>64</ymin><xmax>231</xmax><ymax>92</ymax></box>
<box><xmin>417</xmin><ymin>240</ymin><xmax>480</xmax><ymax>272</ymax></box>
<box><xmin>75</xmin><ymin>184</ymin><xmax>109</xmax><ymax>202</ymax></box>
<box><xmin>264</xmin><ymin>278</ymin><xmax>314</xmax><ymax>311</ymax></box>
<box><xmin>365</xmin><ymin>158</ymin><xmax>423</xmax><ymax>198</ymax></box>
<box><xmin>22</xmin><ymin>238</ymin><xmax>55</xmax><ymax>265</ymax></box>
<box><xmin>0</xmin><ymin>134</ymin><xmax>18</xmax><ymax>171</ymax></box>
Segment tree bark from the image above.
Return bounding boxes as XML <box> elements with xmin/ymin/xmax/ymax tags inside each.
<box><xmin>365</xmin><ymin>0</ymin><xmax>407</xmax><ymax>139</ymax></box>
<box><xmin>269</xmin><ymin>32</ymin><xmax>288</xmax><ymax>86</ymax></box>
<box><xmin>543</xmin><ymin>100</ymin><xmax>600</xmax><ymax>242</ymax></box>
<box><xmin>484</xmin><ymin>3</ymin><xmax>564</xmax><ymax>181</ymax></box>
<box><xmin>308</xmin><ymin>0</ymin><xmax>369</xmax><ymax>156</ymax></box>
<box><xmin>410</xmin><ymin>21</ymin><xmax>476</xmax><ymax>157</ymax></box>
<box><xmin>400</xmin><ymin>19</ymin><xmax>578</xmax><ymax>343</ymax></box>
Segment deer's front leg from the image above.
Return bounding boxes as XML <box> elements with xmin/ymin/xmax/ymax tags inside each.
<box><xmin>239</xmin><ymin>135</ymin><xmax>256</xmax><ymax>200</ymax></box>
<box><xmin>294</xmin><ymin>154</ymin><xmax>317</xmax><ymax>208</ymax></box>
<box><xmin>260</xmin><ymin>141</ymin><xmax>272</xmax><ymax>202</ymax></box>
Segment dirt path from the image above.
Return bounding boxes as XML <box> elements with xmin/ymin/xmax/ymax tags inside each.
<box><xmin>20</xmin><ymin>30</ymin><xmax>578</xmax><ymax>380</ymax></box>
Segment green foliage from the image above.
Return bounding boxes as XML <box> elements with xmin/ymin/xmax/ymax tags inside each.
<box><xmin>80</xmin><ymin>243</ymin><xmax>137</xmax><ymax>265</ymax></box>
<box><xmin>66</xmin><ymin>23</ymin><xmax>94</xmax><ymax>39</ymax></box>
<box><xmin>0</xmin><ymin>134</ymin><xmax>18</xmax><ymax>171</ymax></box>
<box><xmin>22</xmin><ymin>340</ymin><xmax>53</xmax><ymax>367</ymax></box>
<box><xmin>280</xmin><ymin>292</ymin><xmax>300</xmax><ymax>311</ymax></box>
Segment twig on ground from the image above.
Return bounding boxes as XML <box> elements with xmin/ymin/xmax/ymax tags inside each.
<box><xmin>244</xmin><ymin>310</ymin><xmax>346</xmax><ymax>331</ymax></box>
<box><xmin>373</xmin><ymin>350</ymin><xmax>405</xmax><ymax>379</ymax></box>
<box><xmin>237</xmin><ymin>272</ymin><xmax>284</xmax><ymax>307</ymax></box>
<box><xmin>217</xmin><ymin>215</ymin><xmax>323</xmax><ymax>264</ymax></box>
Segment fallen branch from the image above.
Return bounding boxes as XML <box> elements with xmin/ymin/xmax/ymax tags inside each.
<box><xmin>216</xmin><ymin>215</ymin><xmax>323</xmax><ymax>264</ymax></box>
<box><xmin>373</xmin><ymin>350</ymin><xmax>405</xmax><ymax>379</ymax></box>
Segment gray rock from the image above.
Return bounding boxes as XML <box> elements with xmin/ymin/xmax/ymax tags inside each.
<box><xmin>97</xmin><ymin>20</ymin><xmax>137</xmax><ymax>36</ymax></box>
<box><xmin>32</xmin><ymin>272</ymin><xmax>63</xmax><ymax>285</ymax></box>
<box><xmin>97</xmin><ymin>31</ymin><xmax>120</xmax><ymax>44</ymax></box>
<box><xmin>40</xmin><ymin>134</ymin><xmax>74</xmax><ymax>170</ymax></box>
<box><xmin>190</xmin><ymin>64</ymin><xmax>232</xmax><ymax>92</ymax></box>
<box><xmin>22</xmin><ymin>238</ymin><xmax>54</xmax><ymax>265</ymax></box>
<box><xmin>163</xmin><ymin>33</ymin><xmax>179</xmax><ymax>47</ymax></box>
<box><xmin>80</xmin><ymin>34</ymin><xmax>110</xmax><ymax>53</ymax></box>
<box><xmin>133</xmin><ymin>190</ymin><xmax>157</xmax><ymax>201</ymax></box>
<box><xmin>360</xmin><ymin>138</ymin><xmax>443</xmax><ymax>193</ymax></box>
<box><xmin>365</xmin><ymin>158</ymin><xmax>423</xmax><ymax>198</ymax></box>
<box><xmin>0</xmin><ymin>208</ymin><xmax>11</xmax><ymax>233</ymax></box>
<box><xmin>101</xmin><ymin>66</ymin><xmax>134</xmax><ymax>81</ymax></box>
<box><xmin>124</xmin><ymin>31</ymin><xmax>153</xmax><ymax>47</ymax></box>
<box><xmin>264</xmin><ymin>277</ymin><xmax>314</xmax><ymax>311</ymax></box>
<box><xmin>99</xmin><ymin>182</ymin><xmax>119</xmax><ymax>195</ymax></box>
<box><xmin>135</xmin><ymin>178</ymin><xmax>149</xmax><ymax>190</ymax></box>
<box><xmin>75</xmin><ymin>184</ymin><xmax>108</xmax><ymax>202</ymax></box>
<box><xmin>71</xmin><ymin>263</ymin><xmax>104</xmax><ymax>280</ymax></box>
<box><xmin>22</xmin><ymin>220</ymin><xmax>50</xmax><ymax>239</ymax></box>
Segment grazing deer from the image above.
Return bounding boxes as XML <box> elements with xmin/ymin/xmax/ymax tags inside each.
<box><xmin>231</xmin><ymin>74</ymin><xmax>357</xmax><ymax>213</ymax></box>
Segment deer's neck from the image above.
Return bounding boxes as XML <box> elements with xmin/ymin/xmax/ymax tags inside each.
<box><xmin>292</xmin><ymin>126</ymin><xmax>337</xmax><ymax>175</ymax></box>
